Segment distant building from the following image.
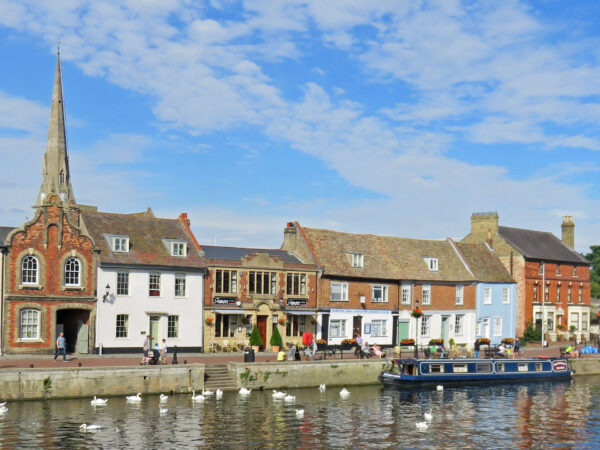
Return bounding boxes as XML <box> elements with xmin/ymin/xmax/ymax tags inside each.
<box><xmin>462</xmin><ymin>212</ymin><xmax>591</xmax><ymax>341</ymax></box>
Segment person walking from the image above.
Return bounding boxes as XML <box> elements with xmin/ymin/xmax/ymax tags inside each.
<box><xmin>142</xmin><ymin>335</ymin><xmax>151</xmax><ymax>364</ymax></box>
<box><xmin>514</xmin><ymin>338</ymin><xmax>521</xmax><ymax>356</ymax></box>
<box><xmin>161</xmin><ymin>338</ymin><xmax>168</xmax><ymax>364</ymax></box>
<box><xmin>54</xmin><ymin>332</ymin><xmax>67</xmax><ymax>362</ymax></box>
<box><xmin>474</xmin><ymin>339</ymin><xmax>480</xmax><ymax>358</ymax></box>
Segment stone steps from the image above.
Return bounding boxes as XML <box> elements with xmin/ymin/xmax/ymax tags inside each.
<box><xmin>204</xmin><ymin>364</ymin><xmax>238</xmax><ymax>391</ymax></box>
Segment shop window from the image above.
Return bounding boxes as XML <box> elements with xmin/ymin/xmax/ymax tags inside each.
<box><xmin>329</xmin><ymin>319</ymin><xmax>346</xmax><ymax>338</ymax></box>
<box><xmin>286</xmin><ymin>273</ymin><xmax>306</xmax><ymax>296</ymax></box>
<box><xmin>286</xmin><ymin>315</ymin><xmax>306</xmax><ymax>337</ymax></box>
<box><xmin>215</xmin><ymin>270</ymin><xmax>237</xmax><ymax>294</ymax></box>
<box><xmin>215</xmin><ymin>314</ymin><xmax>236</xmax><ymax>338</ymax></box>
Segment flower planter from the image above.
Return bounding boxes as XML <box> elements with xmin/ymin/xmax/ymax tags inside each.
<box><xmin>252</xmin><ymin>345</ymin><xmax>260</xmax><ymax>353</ymax></box>
<box><xmin>271</xmin><ymin>345</ymin><xmax>281</xmax><ymax>353</ymax></box>
<box><xmin>317</xmin><ymin>343</ymin><xmax>327</xmax><ymax>351</ymax></box>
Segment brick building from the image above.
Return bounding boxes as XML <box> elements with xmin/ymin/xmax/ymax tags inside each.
<box><xmin>2</xmin><ymin>55</ymin><xmax>98</xmax><ymax>354</ymax></box>
<box><xmin>462</xmin><ymin>212</ymin><xmax>591</xmax><ymax>341</ymax></box>
<box><xmin>201</xmin><ymin>244</ymin><xmax>318</xmax><ymax>352</ymax></box>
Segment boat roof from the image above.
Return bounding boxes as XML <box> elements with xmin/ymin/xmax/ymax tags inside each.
<box><xmin>393</xmin><ymin>357</ymin><xmax>559</xmax><ymax>364</ymax></box>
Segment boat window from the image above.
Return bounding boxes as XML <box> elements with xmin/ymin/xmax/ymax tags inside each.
<box><xmin>453</xmin><ymin>364</ymin><xmax>468</xmax><ymax>373</ymax></box>
<box><xmin>535</xmin><ymin>363</ymin><xmax>543</xmax><ymax>372</ymax></box>
<box><xmin>496</xmin><ymin>363</ymin><xmax>505</xmax><ymax>372</ymax></box>
<box><xmin>430</xmin><ymin>364</ymin><xmax>444</xmax><ymax>373</ymax></box>
<box><xmin>518</xmin><ymin>363</ymin><xmax>528</xmax><ymax>372</ymax></box>
<box><xmin>476</xmin><ymin>363</ymin><xmax>491</xmax><ymax>373</ymax></box>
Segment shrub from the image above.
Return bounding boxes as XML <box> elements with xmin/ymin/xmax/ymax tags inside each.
<box><xmin>429</xmin><ymin>338</ymin><xmax>444</xmax><ymax>346</ymax></box>
<box><xmin>270</xmin><ymin>325</ymin><xmax>283</xmax><ymax>347</ymax></box>
<box><xmin>521</xmin><ymin>320</ymin><xmax>541</xmax><ymax>344</ymax></box>
<box><xmin>249</xmin><ymin>325</ymin><xmax>263</xmax><ymax>347</ymax></box>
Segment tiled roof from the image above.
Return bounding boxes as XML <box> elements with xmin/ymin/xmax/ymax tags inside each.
<box><xmin>300</xmin><ymin>227</ymin><xmax>475</xmax><ymax>282</ymax></box>
<box><xmin>201</xmin><ymin>245</ymin><xmax>305</xmax><ymax>265</ymax></box>
<box><xmin>0</xmin><ymin>226</ymin><xmax>15</xmax><ymax>245</ymax></box>
<box><xmin>498</xmin><ymin>226</ymin><xmax>589</xmax><ymax>264</ymax></box>
<box><xmin>453</xmin><ymin>242</ymin><xmax>514</xmax><ymax>283</ymax></box>
<box><xmin>81</xmin><ymin>210</ymin><xmax>206</xmax><ymax>269</ymax></box>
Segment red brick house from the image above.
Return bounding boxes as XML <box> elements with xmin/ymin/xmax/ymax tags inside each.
<box><xmin>2</xmin><ymin>55</ymin><xmax>98</xmax><ymax>354</ymax></box>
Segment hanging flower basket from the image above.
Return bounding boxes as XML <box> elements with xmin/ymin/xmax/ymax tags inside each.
<box><xmin>205</xmin><ymin>317</ymin><xmax>214</xmax><ymax>326</ymax></box>
<box><xmin>400</xmin><ymin>338</ymin><xmax>415</xmax><ymax>346</ymax></box>
<box><xmin>501</xmin><ymin>337</ymin><xmax>514</xmax><ymax>345</ymax></box>
<box><xmin>278</xmin><ymin>318</ymin><xmax>287</xmax><ymax>325</ymax></box>
<box><xmin>241</xmin><ymin>317</ymin><xmax>250</xmax><ymax>325</ymax></box>
<box><xmin>476</xmin><ymin>337</ymin><xmax>490</xmax><ymax>345</ymax></box>
<box><xmin>411</xmin><ymin>308</ymin><xmax>423</xmax><ymax>318</ymax></box>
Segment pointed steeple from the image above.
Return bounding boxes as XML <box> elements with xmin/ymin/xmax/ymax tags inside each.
<box><xmin>36</xmin><ymin>51</ymin><xmax>75</xmax><ymax>206</ymax></box>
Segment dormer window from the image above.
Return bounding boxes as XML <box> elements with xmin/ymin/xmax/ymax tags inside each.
<box><xmin>171</xmin><ymin>241</ymin><xmax>187</xmax><ymax>257</ymax></box>
<box><xmin>112</xmin><ymin>236</ymin><xmax>129</xmax><ymax>253</ymax></box>
<box><xmin>424</xmin><ymin>257</ymin><xmax>438</xmax><ymax>271</ymax></box>
<box><xmin>351</xmin><ymin>253</ymin><xmax>364</xmax><ymax>268</ymax></box>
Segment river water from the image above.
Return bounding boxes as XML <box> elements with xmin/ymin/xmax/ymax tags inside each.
<box><xmin>1</xmin><ymin>376</ymin><xmax>599</xmax><ymax>448</ymax></box>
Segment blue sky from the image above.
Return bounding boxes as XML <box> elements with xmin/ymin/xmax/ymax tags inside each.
<box><xmin>0</xmin><ymin>0</ymin><xmax>598</xmax><ymax>252</ymax></box>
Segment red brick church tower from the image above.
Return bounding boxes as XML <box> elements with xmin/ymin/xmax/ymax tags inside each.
<box><xmin>2</xmin><ymin>53</ymin><xmax>97</xmax><ymax>354</ymax></box>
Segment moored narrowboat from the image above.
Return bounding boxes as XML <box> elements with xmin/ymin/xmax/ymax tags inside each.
<box><xmin>379</xmin><ymin>357</ymin><xmax>572</xmax><ymax>387</ymax></box>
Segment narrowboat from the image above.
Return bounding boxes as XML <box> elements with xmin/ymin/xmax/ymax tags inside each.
<box><xmin>379</xmin><ymin>357</ymin><xmax>572</xmax><ymax>387</ymax></box>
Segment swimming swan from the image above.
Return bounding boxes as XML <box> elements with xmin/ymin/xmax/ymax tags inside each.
<box><xmin>191</xmin><ymin>390</ymin><xmax>205</xmax><ymax>401</ymax></box>
<box><xmin>319</xmin><ymin>384</ymin><xmax>326</xmax><ymax>391</ymax></box>
<box><xmin>296</xmin><ymin>409</ymin><xmax>304</xmax><ymax>418</ymax></box>
<box><xmin>239</xmin><ymin>388</ymin><xmax>252</xmax><ymax>396</ymax></box>
<box><xmin>339</xmin><ymin>388</ymin><xmax>350</xmax><ymax>397</ymax></box>
<box><xmin>126</xmin><ymin>393</ymin><xmax>142</xmax><ymax>402</ymax></box>
<box><xmin>202</xmin><ymin>389</ymin><xmax>214</xmax><ymax>396</ymax></box>
<box><xmin>159</xmin><ymin>394</ymin><xmax>168</xmax><ymax>403</ymax></box>
<box><xmin>416</xmin><ymin>422</ymin><xmax>428</xmax><ymax>431</ymax></box>
<box><xmin>91</xmin><ymin>396</ymin><xmax>108</xmax><ymax>406</ymax></box>
<box><xmin>284</xmin><ymin>395</ymin><xmax>296</xmax><ymax>402</ymax></box>
<box><xmin>424</xmin><ymin>411</ymin><xmax>433</xmax><ymax>421</ymax></box>
<box><xmin>80</xmin><ymin>424</ymin><xmax>103</xmax><ymax>432</ymax></box>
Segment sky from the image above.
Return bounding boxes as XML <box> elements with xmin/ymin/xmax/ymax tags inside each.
<box><xmin>0</xmin><ymin>0</ymin><xmax>599</xmax><ymax>253</ymax></box>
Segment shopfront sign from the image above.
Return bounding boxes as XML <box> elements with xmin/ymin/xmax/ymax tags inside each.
<box><xmin>213</xmin><ymin>297</ymin><xmax>238</xmax><ymax>305</ymax></box>
<box><xmin>287</xmin><ymin>298</ymin><xmax>307</xmax><ymax>307</ymax></box>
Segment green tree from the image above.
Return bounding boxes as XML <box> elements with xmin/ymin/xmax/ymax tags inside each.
<box><xmin>584</xmin><ymin>245</ymin><xmax>600</xmax><ymax>298</ymax></box>
<box><xmin>270</xmin><ymin>326</ymin><xmax>283</xmax><ymax>347</ymax></box>
<box><xmin>249</xmin><ymin>325</ymin><xmax>263</xmax><ymax>347</ymax></box>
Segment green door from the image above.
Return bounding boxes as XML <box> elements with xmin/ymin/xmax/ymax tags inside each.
<box><xmin>76</xmin><ymin>320</ymin><xmax>89</xmax><ymax>354</ymax></box>
<box><xmin>398</xmin><ymin>321</ymin><xmax>409</xmax><ymax>341</ymax></box>
<box><xmin>149</xmin><ymin>316</ymin><xmax>160</xmax><ymax>348</ymax></box>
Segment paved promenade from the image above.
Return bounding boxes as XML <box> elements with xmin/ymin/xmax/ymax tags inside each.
<box><xmin>0</xmin><ymin>344</ymin><xmax>579</xmax><ymax>371</ymax></box>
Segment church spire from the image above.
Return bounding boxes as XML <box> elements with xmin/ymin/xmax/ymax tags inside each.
<box><xmin>37</xmin><ymin>51</ymin><xmax>75</xmax><ymax>207</ymax></box>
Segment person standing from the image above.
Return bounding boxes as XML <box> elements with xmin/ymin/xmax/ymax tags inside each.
<box><xmin>310</xmin><ymin>338</ymin><xmax>318</xmax><ymax>361</ymax></box>
<box><xmin>161</xmin><ymin>338</ymin><xmax>168</xmax><ymax>364</ymax></box>
<box><xmin>142</xmin><ymin>335</ymin><xmax>151</xmax><ymax>364</ymax></box>
<box><xmin>54</xmin><ymin>332</ymin><xmax>67</xmax><ymax>362</ymax></box>
<box><xmin>474</xmin><ymin>339</ymin><xmax>480</xmax><ymax>358</ymax></box>
<box><xmin>514</xmin><ymin>338</ymin><xmax>521</xmax><ymax>356</ymax></box>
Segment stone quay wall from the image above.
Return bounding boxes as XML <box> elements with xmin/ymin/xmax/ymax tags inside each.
<box><xmin>0</xmin><ymin>364</ymin><xmax>205</xmax><ymax>401</ymax></box>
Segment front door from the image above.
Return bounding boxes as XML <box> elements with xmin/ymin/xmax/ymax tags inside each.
<box><xmin>321</xmin><ymin>314</ymin><xmax>329</xmax><ymax>341</ymax></box>
<box><xmin>441</xmin><ymin>316</ymin><xmax>448</xmax><ymax>342</ymax></box>
<box><xmin>149</xmin><ymin>316</ymin><xmax>160</xmax><ymax>348</ymax></box>
<box><xmin>398</xmin><ymin>321</ymin><xmax>409</xmax><ymax>341</ymax></box>
<box><xmin>257</xmin><ymin>315</ymin><xmax>267</xmax><ymax>350</ymax></box>
<box><xmin>482</xmin><ymin>318</ymin><xmax>490</xmax><ymax>338</ymax></box>
<box><xmin>353</xmin><ymin>316</ymin><xmax>362</xmax><ymax>338</ymax></box>
<box><xmin>76</xmin><ymin>320</ymin><xmax>89</xmax><ymax>354</ymax></box>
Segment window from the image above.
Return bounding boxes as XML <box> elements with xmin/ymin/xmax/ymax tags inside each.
<box><xmin>420</xmin><ymin>316</ymin><xmax>430</xmax><ymax>336</ymax></box>
<box><xmin>533</xmin><ymin>284</ymin><xmax>538</xmax><ymax>302</ymax></box>
<box><xmin>330</xmin><ymin>319</ymin><xmax>346</xmax><ymax>338</ymax></box>
<box><xmin>544</xmin><ymin>284</ymin><xmax>549</xmax><ymax>302</ymax></box>
<box><xmin>539</xmin><ymin>263</ymin><xmax>544</xmax><ymax>274</ymax></box>
<box><xmin>503</xmin><ymin>287</ymin><xmax>510</xmax><ymax>304</ymax></box>
<box><xmin>582</xmin><ymin>313</ymin><xmax>589</xmax><ymax>331</ymax></box>
<box><xmin>455</xmin><ymin>315</ymin><xmax>464</xmax><ymax>335</ymax></box>
<box><xmin>493</xmin><ymin>317</ymin><xmax>502</xmax><ymax>337</ymax></box>
<box><xmin>116</xmin><ymin>314</ymin><xmax>128</xmax><ymax>338</ymax></box>
<box><xmin>286</xmin><ymin>315</ymin><xmax>306</xmax><ymax>337</ymax></box>
<box><xmin>64</xmin><ymin>257</ymin><xmax>80</xmax><ymax>286</ymax></box>
<box><xmin>424</xmin><ymin>258</ymin><xmax>438</xmax><ymax>271</ymax></box>
<box><xmin>171</xmin><ymin>242</ymin><xmax>186</xmax><ymax>257</ymax></box>
<box><xmin>547</xmin><ymin>314</ymin><xmax>554</xmax><ymax>332</ymax></box>
<box><xmin>372</xmin><ymin>285</ymin><xmax>388</xmax><ymax>303</ymax></box>
<box><xmin>573</xmin><ymin>266</ymin><xmax>577</xmax><ymax>277</ymax></box>
<box><xmin>149</xmin><ymin>273</ymin><xmax>161</xmax><ymax>296</ymax></box>
<box><xmin>556</xmin><ymin>286</ymin><xmax>560</xmax><ymax>303</ymax></box>
<box><xmin>117</xmin><ymin>272</ymin><xmax>129</xmax><ymax>296</ymax></box>
<box><xmin>20</xmin><ymin>309</ymin><xmax>40</xmax><ymax>340</ymax></box>
<box><xmin>455</xmin><ymin>285</ymin><xmax>464</xmax><ymax>305</ymax></box>
<box><xmin>568</xmin><ymin>286</ymin><xmax>572</xmax><ymax>303</ymax></box>
<box><xmin>476</xmin><ymin>363</ymin><xmax>491</xmax><ymax>373</ymax></box>
<box><xmin>476</xmin><ymin>321</ymin><xmax>481</xmax><ymax>336</ymax></box>
<box><xmin>286</xmin><ymin>273</ymin><xmax>306</xmax><ymax>295</ymax></box>
<box><xmin>175</xmin><ymin>274</ymin><xmax>186</xmax><ymax>297</ymax></box>
<box><xmin>168</xmin><ymin>315</ymin><xmax>179</xmax><ymax>338</ymax></box>
<box><xmin>112</xmin><ymin>236</ymin><xmax>129</xmax><ymax>253</ymax></box>
<box><xmin>330</xmin><ymin>282</ymin><xmax>349</xmax><ymax>301</ymax></box>
<box><xmin>518</xmin><ymin>363</ymin><xmax>528</xmax><ymax>372</ymax></box>
<box><xmin>556</xmin><ymin>264</ymin><xmax>561</xmax><ymax>276</ymax></box>
<box><xmin>351</xmin><ymin>253</ymin><xmax>364</xmax><ymax>268</ymax></box>
<box><xmin>430</xmin><ymin>364</ymin><xmax>444</xmax><ymax>373</ymax></box>
<box><xmin>453</xmin><ymin>364</ymin><xmax>468</xmax><ymax>373</ymax></box>
<box><xmin>484</xmin><ymin>287</ymin><xmax>491</xmax><ymax>305</ymax></box>
<box><xmin>250</xmin><ymin>272</ymin><xmax>276</xmax><ymax>295</ymax></box>
<box><xmin>422</xmin><ymin>285</ymin><xmax>431</xmax><ymax>305</ymax></box>
<box><xmin>215</xmin><ymin>314</ymin><xmax>236</xmax><ymax>338</ymax></box>
<box><xmin>401</xmin><ymin>284</ymin><xmax>411</xmax><ymax>305</ymax></box>
<box><xmin>21</xmin><ymin>255</ymin><xmax>38</xmax><ymax>284</ymax></box>
<box><xmin>215</xmin><ymin>270</ymin><xmax>237</xmax><ymax>294</ymax></box>
<box><xmin>578</xmin><ymin>286</ymin><xmax>583</xmax><ymax>303</ymax></box>
<box><xmin>371</xmin><ymin>320</ymin><xmax>387</xmax><ymax>337</ymax></box>
<box><xmin>570</xmin><ymin>312</ymin><xmax>579</xmax><ymax>331</ymax></box>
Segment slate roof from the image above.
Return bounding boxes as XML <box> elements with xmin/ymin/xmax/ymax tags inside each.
<box><xmin>299</xmin><ymin>227</ymin><xmax>475</xmax><ymax>282</ymax></box>
<box><xmin>81</xmin><ymin>210</ymin><xmax>206</xmax><ymax>269</ymax></box>
<box><xmin>453</xmin><ymin>242</ymin><xmax>514</xmax><ymax>283</ymax></box>
<box><xmin>0</xmin><ymin>226</ymin><xmax>15</xmax><ymax>246</ymax></box>
<box><xmin>201</xmin><ymin>245</ymin><xmax>305</xmax><ymax>265</ymax></box>
<box><xmin>498</xmin><ymin>226</ymin><xmax>589</xmax><ymax>264</ymax></box>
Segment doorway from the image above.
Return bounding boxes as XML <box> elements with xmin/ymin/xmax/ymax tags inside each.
<box><xmin>353</xmin><ymin>316</ymin><xmax>362</xmax><ymax>338</ymax></box>
<box><xmin>441</xmin><ymin>316</ymin><xmax>449</xmax><ymax>342</ymax></box>
<box><xmin>482</xmin><ymin>318</ymin><xmax>490</xmax><ymax>338</ymax></box>
<box><xmin>149</xmin><ymin>316</ymin><xmax>161</xmax><ymax>348</ymax></box>
<box><xmin>397</xmin><ymin>321</ymin><xmax>409</xmax><ymax>341</ymax></box>
<box><xmin>321</xmin><ymin>314</ymin><xmax>329</xmax><ymax>341</ymax></box>
<box><xmin>56</xmin><ymin>309</ymin><xmax>90</xmax><ymax>354</ymax></box>
<box><xmin>257</xmin><ymin>315</ymin><xmax>267</xmax><ymax>350</ymax></box>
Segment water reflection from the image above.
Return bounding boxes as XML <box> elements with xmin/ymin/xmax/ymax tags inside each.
<box><xmin>0</xmin><ymin>377</ymin><xmax>599</xmax><ymax>448</ymax></box>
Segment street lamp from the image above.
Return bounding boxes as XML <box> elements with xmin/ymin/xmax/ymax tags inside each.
<box><xmin>414</xmin><ymin>299</ymin><xmax>420</xmax><ymax>358</ymax></box>
<box><xmin>102</xmin><ymin>283</ymin><xmax>110</xmax><ymax>303</ymax></box>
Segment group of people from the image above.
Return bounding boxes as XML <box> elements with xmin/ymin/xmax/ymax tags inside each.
<box><xmin>473</xmin><ymin>338</ymin><xmax>521</xmax><ymax>358</ymax></box>
<box><xmin>355</xmin><ymin>334</ymin><xmax>385</xmax><ymax>359</ymax></box>
<box><xmin>142</xmin><ymin>335</ymin><xmax>168</xmax><ymax>364</ymax></box>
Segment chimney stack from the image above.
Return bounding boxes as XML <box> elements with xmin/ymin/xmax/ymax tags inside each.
<box><xmin>281</xmin><ymin>222</ymin><xmax>297</xmax><ymax>252</ymax></box>
<box><xmin>470</xmin><ymin>212</ymin><xmax>499</xmax><ymax>238</ymax></box>
<box><xmin>561</xmin><ymin>216</ymin><xmax>575</xmax><ymax>249</ymax></box>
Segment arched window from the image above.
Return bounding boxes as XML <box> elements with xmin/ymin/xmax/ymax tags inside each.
<box><xmin>21</xmin><ymin>255</ymin><xmax>38</xmax><ymax>285</ymax></box>
<box><xmin>64</xmin><ymin>257</ymin><xmax>80</xmax><ymax>286</ymax></box>
<box><xmin>20</xmin><ymin>309</ymin><xmax>40</xmax><ymax>340</ymax></box>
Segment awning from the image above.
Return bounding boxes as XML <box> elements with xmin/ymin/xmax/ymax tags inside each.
<box><xmin>213</xmin><ymin>309</ymin><xmax>245</xmax><ymax>315</ymax></box>
<box><xmin>286</xmin><ymin>310</ymin><xmax>316</xmax><ymax>315</ymax></box>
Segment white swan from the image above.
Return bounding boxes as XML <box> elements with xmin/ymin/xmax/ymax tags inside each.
<box><xmin>416</xmin><ymin>421</ymin><xmax>428</xmax><ymax>431</ymax></box>
<box><xmin>216</xmin><ymin>389</ymin><xmax>223</xmax><ymax>400</ymax></box>
<box><xmin>239</xmin><ymin>388</ymin><xmax>252</xmax><ymax>396</ymax></box>
<box><xmin>159</xmin><ymin>394</ymin><xmax>168</xmax><ymax>403</ymax></box>
<box><xmin>272</xmin><ymin>389</ymin><xmax>280</xmax><ymax>396</ymax></box>
<box><xmin>0</xmin><ymin>402</ymin><xmax>6</xmax><ymax>406</ymax></box>
<box><xmin>202</xmin><ymin>389</ymin><xmax>214</xmax><ymax>396</ymax></box>
<box><xmin>296</xmin><ymin>409</ymin><xmax>304</xmax><ymax>418</ymax></box>
<box><xmin>436</xmin><ymin>385</ymin><xmax>444</xmax><ymax>391</ymax></box>
<box><xmin>339</xmin><ymin>388</ymin><xmax>350</xmax><ymax>397</ymax></box>
<box><xmin>191</xmin><ymin>390</ymin><xmax>205</xmax><ymax>401</ymax></box>
<box><xmin>90</xmin><ymin>396</ymin><xmax>108</xmax><ymax>406</ymax></box>
<box><xmin>80</xmin><ymin>424</ymin><xmax>103</xmax><ymax>432</ymax></box>
<box><xmin>424</xmin><ymin>411</ymin><xmax>433</xmax><ymax>421</ymax></box>
<box><xmin>319</xmin><ymin>384</ymin><xmax>326</xmax><ymax>391</ymax></box>
<box><xmin>0</xmin><ymin>406</ymin><xmax>7</xmax><ymax>414</ymax></box>
<box><xmin>126</xmin><ymin>393</ymin><xmax>142</xmax><ymax>402</ymax></box>
<box><xmin>159</xmin><ymin>407</ymin><xmax>168</xmax><ymax>414</ymax></box>
<box><xmin>273</xmin><ymin>391</ymin><xmax>287</xmax><ymax>400</ymax></box>
<box><xmin>284</xmin><ymin>395</ymin><xmax>296</xmax><ymax>402</ymax></box>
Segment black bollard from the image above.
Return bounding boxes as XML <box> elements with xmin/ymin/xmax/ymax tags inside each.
<box><xmin>78</xmin><ymin>362</ymin><xmax>82</xmax><ymax>367</ymax></box>
<box><xmin>172</xmin><ymin>345</ymin><xmax>178</xmax><ymax>365</ymax></box>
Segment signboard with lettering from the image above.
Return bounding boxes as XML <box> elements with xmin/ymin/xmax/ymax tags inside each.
<box><xmin>213</xmin><ymin>297</ymin><xmax>238</xmax><ymax>305</ymax></box>
<box><xmin>287</xmin><ymin>298</ymin><xmax>307</xmax><ymax>307</ymax></box>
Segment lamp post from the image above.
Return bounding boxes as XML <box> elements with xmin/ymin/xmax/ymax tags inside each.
<box><xmin>102</xmin><ymin>283</ymin><xmax>110</xmax><ymax>303</ymax></box>
<box><xmin>414</xmin><ymin>299</ymin><xmax>420</xmax><ymax>358</ymax></box>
